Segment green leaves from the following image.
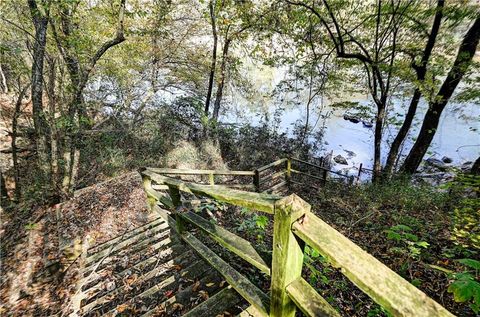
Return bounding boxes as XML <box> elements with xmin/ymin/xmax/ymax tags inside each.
<box><xmin>447</xmin><ymin>274</ymin><xmax>480</xmax><ymax>313</ymax></box>
<box><xmin>385</xmin><ymin>224</ymin><xmax>429</xmax><ymax>259</ymax></box>
<box><xmin>458</xmin><ymin>258</ymin><xmax>480</xmax><ymax>271</ymax></box>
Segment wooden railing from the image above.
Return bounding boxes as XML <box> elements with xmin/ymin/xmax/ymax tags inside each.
<box><xmin>141</xmin><ymin>168</ymin><xmax>455</xmax><ymax>317</ymax></box>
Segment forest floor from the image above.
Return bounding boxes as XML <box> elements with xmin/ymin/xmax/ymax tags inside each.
<box><xmin>0</xmin><ymin>172</ymin><xmax>150</xmax><ymax>316</ymax></box>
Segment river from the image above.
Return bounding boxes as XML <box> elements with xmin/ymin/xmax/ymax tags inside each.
<box><xmin>221</xmin><ymin>62</ymin><xmax>480</xmax><ymax>175</ymax></box>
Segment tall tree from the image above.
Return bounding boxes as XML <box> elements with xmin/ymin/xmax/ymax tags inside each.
<box><xmin>27</xmin><ymin>0</ymin><xmax>52</xmax><ymax>189</ymax></box>
<box><xmin>285</xmin><ymin>0</ymin><xmax>409</xmax><ymax>181</ymax></box>
<box><xmin>52</xmin><ymin>0</ymin><xmax>126</xmax><ymax>194</ymax></box>
<box><xmin>401</xmin><ymin>15</ymin><xmax>480</xmax><ymax>173</ymax></box>
<box><xmin>204</xmin><ymin>0</ymin><xmax>218</xmax><ymax>115</ymax></box>
<box><xmin>383</xmin><ymin>0</ymin><xmax>445</xmax><ymax>177</ymax></box>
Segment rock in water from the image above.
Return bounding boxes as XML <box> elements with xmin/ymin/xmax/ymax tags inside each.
<box><xmin>343</xmin><ymin>114</ymin><xmax>360</xmax><ymax>123</ymax></box>
<box><xmin>442</xmin><ymin>156</ymin><xmax>453</xmax><ymax>164</ymax></box>
<box><xmin>334</xmin><ymin>154</ymin><xmax>348</xmax><ymax>165</ymax></box>
<box><xmin>425</xmin><ymin>157</ymin><xmax>448</xmax><ymax>171</ymax></box>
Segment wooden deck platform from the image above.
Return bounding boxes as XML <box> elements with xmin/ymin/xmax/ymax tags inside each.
<box><xmin>78</xmin><ymin>211</ymin><xmax>249</xmax><ymax>317</ymax></box>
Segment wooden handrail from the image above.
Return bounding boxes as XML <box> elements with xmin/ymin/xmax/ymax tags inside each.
<box><xmin>256</xmin><ymin>158</ymin><xmax>288</xmax><ymax>173</ymax></box>
<box><xmin>142</xmin><ymin>170</ymin><xmax>280</xmax><ymax>213</ymax></box>
<box><xmin>146</xmin><ymin>167</ymin><xmax>255</xmax><ymax>176</ymax></box>
<box><xmin>291</xmin><ymin>211</ymin><xmax>455</xmax><ymax>317</ymax></box>
<box><xmin>142</xmin><ymin>164</ymin><xmax>453</xmax><ymax>317</ymax></box>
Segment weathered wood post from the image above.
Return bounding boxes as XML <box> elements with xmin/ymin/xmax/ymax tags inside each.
<box><xmin>142</xmin><ymin>175</ymin><xmax>157</xmax><ymax>212</ymax></box>
<box><xmin>168</xmin><ymin>185</ymin><xmax>186</xmax><ymax>234</ymax></box>
<box><xmin>209</xmin><ymin>173</ymin><xmax>215</xmax><ymax>185</ymax></box>
<box><xmin>253</xmin><ymin>169</ymin><xmax>260</xmax><ymax>192</ymax></box>
<box><xmin>321</xmin><ymin>168</ymin><xmax>327</xmax><ymax>186</ymax></box>
<box><xmin>270</xmin><ymin>194</ymin><xmax>310</xmax><ymax>317</ymax></box>
<box><xmin>285</xmin><ymin>158</ymin><xmax>291</xmax><ymax>186</ymax></box>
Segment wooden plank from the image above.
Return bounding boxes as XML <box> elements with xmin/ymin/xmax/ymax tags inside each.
<box><xmin>179</xmin><ymin>211</ymin><xmax>271</xmax><ymax>275</ymax></box>
<box><xmin>105</xmin><ymin>260</ymin><xmax>211</xmax><ymax>316</ymax></box>
<box><xmin>181</xmin><ymin>231</ymin><xmax>270</xmax><ymax>316</ymax></box>
<box><xmin>286</xmin><ymin>277</ymin><xmax>340</xmax><ymax>317</ymax></box>
<box><xmin>140</xmin><ymin>269</ymin><xmax>222</xmax><ymax>317</ymax></box>
<box><xmin>259</xmin><ymin>170</ymin><xmax>286</xmax><ymax>184</ymax></box>
<box><xmin>81</xmin><ymin>249</ymin><xmax>195</xmax><ymax>313</ymax></box>
<box><xmin>84</xmin><ymin>221</ymin><xmax>169</xmax><ymax>265</ymax></box>
<box><xmin>289</xmin><ymin>157</ymin><xmax>348</xmax><ymax>177</ymax></box>
<box><xmin>290</xmin><ymin>169</ymin><xmax>325</xmax><ymax>182</ymax></box>
<box><xmin>292</xmin><ymin>211</ymin><xmax>455</xmax><ymax>317</ymax></box>
<box><xmin>146</xmin><ymin>167</ymin><xmax>255</xmax><ymax>176</ymax></box>
<box><xmin>262</xmin><ymin>181</ymin><xmax>287</xmax><ymax>194</ymax></box>
<box><xmin>143</xmin><ymin>170</ymin><xmax>279</xmax><ymax>213</ymax></box>
<box><xmin>87</xmin><ymin>218</ymin><xmax>164</xmax><ymax>255</ymax></box>
<box><xmin>270</xmin><ymin>194</ymin><xmax>310</xmax><ymax>317</ymax></box>
<box><xmin>289</xmin><ymin>157</ymin><xmax>324</xmax><ymax>170</ymax></box>
<box><xmin>256</xmin><ymin>158</ymin><xmax>287</xmax><ymax>173</ymax></box>
<box><xmin>183</xmin><ymin>286</ymin><xmax>242</xmax><ymax>317</ymax></box>
<box><xmin>238</xmin><ymin>305</ymin><xmax>264</xmax><ymax>317</ymax></box>
<box><xmin>222</xmin><ymin>183</ymin><xmax>256</xmax><ymax>191</ymax></box>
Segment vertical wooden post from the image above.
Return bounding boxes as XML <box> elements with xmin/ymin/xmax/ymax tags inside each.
<box><xmin>209</xmin><ymin>173</ymin><xmax>215</xmax><ymax>185</ymax></box>
<box><xmin>253</xmin><ymin>169</ymin><xmax>260</xmax><ymax>192</ymax></box>
<box><xmin>168</xmin><ymin>185</ymin><xmax>186</xmax><ymax>234</ymax></box>
<box><xmin>285</xmin><ymin>158</ymin><xmax>291</xmax><ymax>184</ymax></box>
<box><xmin>270</xmin><ymin>194</ymin><xmax>310</xmax><ymax>317</ymax></box>
<box><xmin>142</xmin><ymin>175</ymin><xmax>156</xmax><ymax>212</ymax></box>
<box><xmin>321</xmin><ymin>168</ymin><xmax>327</xmax><ymax>186</ymax></box>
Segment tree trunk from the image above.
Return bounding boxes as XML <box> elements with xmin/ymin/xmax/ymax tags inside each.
<box><xmin>384</xmin><ymin>0</ymin><xmax>444</xmax><ymax>177</ymax></box>
<box><xmin>205</xmin><ymin>0</ymin><xmax>217</xmax><ymax>116</ymax></box>
<box><xmin>0</xmin><ymin>64</ymin><xmax>8</xmax><ymax>93</ymax></box>
<box><xmin>372</xmin><ymin>103</ymin><xmax>385</xmax><ymax>182</ymax></box>
<box><xmin>11</xmin><ymin>84</ymin><xmax>30</xmax><ymax>201</ymax></box>
<box><xmin>212</xmin><ymin>37</ymin><xmax>230</xmax><ymax>121</ymax></box>
<box><xmin>54</xmin><ymin>0</ymin><xmax>126</xmax><ymax>195</ymax></box>
<box><xmin>471</xmin><ymin>156</ymin><xmax>480</xmax><ymax>176</ymax></box>
<box><xmin>28</xmin><ymin>0</ymin><xmax>52</xmax><ymax>188</ymax></box>
<box><xmin>401</xmin><ymin>16</ymin><xmax>480</xmax><ymax>174</ymax></box>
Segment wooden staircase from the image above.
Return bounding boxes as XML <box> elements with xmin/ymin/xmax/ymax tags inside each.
<box><xmin>78</xmin><ymin>212</ymin><xmax>246</xmax><ymax>316</ymax></box>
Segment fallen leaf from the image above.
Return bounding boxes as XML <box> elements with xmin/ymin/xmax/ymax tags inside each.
<box><xmin>206</xmin><ymin>282</ymin><xmax>215</xmax><ymax>287</ymax></box>
<box><xmin>192</xmin><ymin>281</ymin><xmax>201</xmax><ymax>292</ymax></box>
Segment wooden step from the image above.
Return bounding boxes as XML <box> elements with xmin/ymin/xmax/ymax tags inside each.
<box><xmin>98</xmin><ymin>260</ymin><xmax>212</xmax><ymax>316</ymax></box>
<box><xmin>88</xmin><ymin>218</ymin><xmax>165</xmax><ymax>255</ymax></box>
<box><xmin>183</xmin><ymin>286</ymin><xmax>243</xmax><ymax>317</ymax></box>
<box><xmin>81</xmin><ymin>249</ymin><xmax>195</xmax><ymax>313</ymax></box>
<box><xmin>84</xmin><ymin>221</ymin><xmax>169</xmax><ymax>266</ymax></box>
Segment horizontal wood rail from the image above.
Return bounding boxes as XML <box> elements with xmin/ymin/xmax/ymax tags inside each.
<box><xmin>146</xmin><ymin>167</ymin><xmax>255</xmax><ymax>176</ymax></box>
<box><xmin>142</xmin><ymin>163</ymin><xmax>453</xmax><ymax>317</ymax></box>
<box><xmin>143</xmin><ymin>170</ymin><xmax>279</xmax><ymax>213</ymax></box>
<box><xmin>178</xmin><ymin>211</ymin><xmax>271</xmax><ymax>275</ymax></box>
<box><xmin>291</xmin><ymin>211</ymin><xmax>455</xmax><ymax>316</ymax></box>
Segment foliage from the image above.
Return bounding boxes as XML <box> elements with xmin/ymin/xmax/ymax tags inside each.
<box><xmin>303</xmin><ymin>245</ymin><xmax>331</xmax><ymax>286</ymax></box>
<box><xmin>444</xmin><ymin>174</ymin><xmax>480</xmax><ymax>249</ymax></box>
<box><xmin>385</xmin><ymin>224</ymin><xmax>430</xmax><ymax>260</ymax></box>
<box><xmin>237</xmin><ymin>207</ymin><xmax>269</xmax><ymax>243</ymax></box>
<box><xmin>446</xmin><ymin>259</ymin><xmax>480</xmax><ymax>314</ymax></box>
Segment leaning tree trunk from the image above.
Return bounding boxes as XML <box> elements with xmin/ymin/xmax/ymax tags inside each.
<box><xmin>11</xmin><ymin>84</ymin><xmax>30</xmax><ymax>201</ymax></box>
<box><xmin>401</xmin><ymin>16</ymin><xmax>480</xmax><ymax>174</ymax></box>
<box><xmin>384</xmin><ymin>0</ymin><xmax>445</xmax><ymax>177</ymax></box>
<box><xmin>205</xmin><ymin>0</ymin><xmax>217</xmax><ymax>116</ymax></box>
<box><xmin>212</xmin><ymin>37</ymin><xmax>231</xmax><ymax>121</ymax></box>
